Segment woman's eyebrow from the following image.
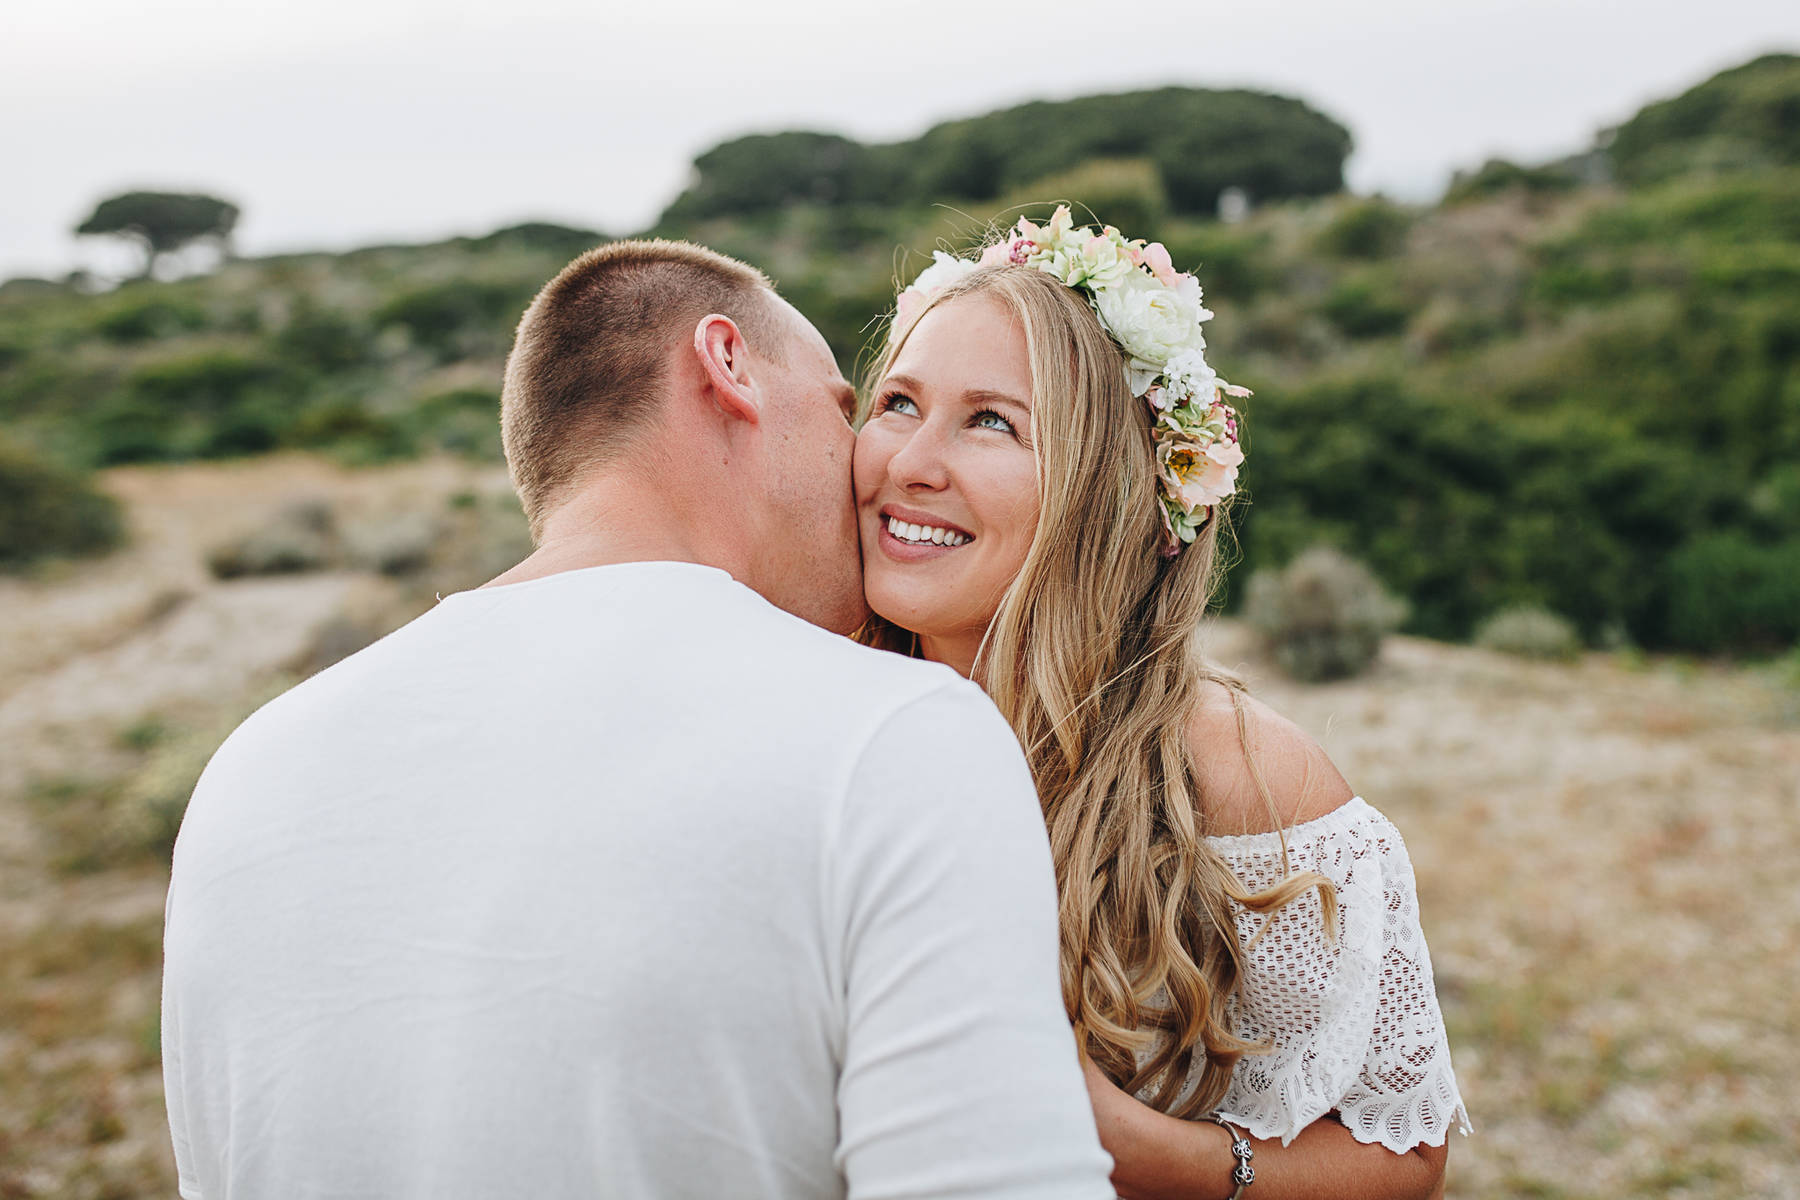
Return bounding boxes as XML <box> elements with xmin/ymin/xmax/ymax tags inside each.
<box><xmin>963</xmin><ymin>388</ymin><xmax>1030</xmax><ymax>413</ymax></box>
<box><xmin>882</xmin><ymin>374</ymin><xmax>1029</xmax><ymax>412</ymax></box>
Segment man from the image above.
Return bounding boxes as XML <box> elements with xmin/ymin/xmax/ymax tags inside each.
<box><xmin>162</xmin><ymin>240</ymin><xmax>1114</xmax><ymax>1198</ymax></box>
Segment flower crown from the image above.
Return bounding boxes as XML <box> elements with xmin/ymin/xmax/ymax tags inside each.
<box><xmin>894</xmin><ymin>205</ymin><xmax>1248</xmax><ymax>556</ymax></box>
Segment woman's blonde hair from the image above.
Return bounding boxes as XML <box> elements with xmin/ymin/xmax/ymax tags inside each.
<box><xmin>858</xmin><ymin>264</ymin><xmax>1336</xmax><ymax>1117</ymax></box>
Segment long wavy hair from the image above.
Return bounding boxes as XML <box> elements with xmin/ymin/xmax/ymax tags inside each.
<box><xmin>857</xmin><ymin>264</ymin><xmax>1336</xmax><ymax>1117</ymax></box>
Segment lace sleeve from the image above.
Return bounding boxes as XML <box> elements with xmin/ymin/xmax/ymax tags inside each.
<box><xmin>1203</xmin><ymin>797</ymin><xmax>1472</xmax><ymax>1152</ymax></box>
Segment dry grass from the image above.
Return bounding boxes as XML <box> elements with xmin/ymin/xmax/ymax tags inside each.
<box><xmin>2</xmin><ymin>457</ymin><xmax>1795</xmax><ymax>1197</ymax></box>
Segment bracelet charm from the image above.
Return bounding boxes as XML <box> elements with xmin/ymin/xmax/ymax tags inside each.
<box><xmin>1209</xmin><ymin>1113</ymin><xmax>1256</xmax><ymax>1197</ymax></box>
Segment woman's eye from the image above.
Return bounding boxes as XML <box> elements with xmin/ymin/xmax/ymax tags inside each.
<box><xmin>972</xmin><ymin>409</ymin><xmax>1015</xmax><ymax>434</ymax></box>
<box><xmin>879</xmin><ymin>393</ymin><xmax>919</xmax><ymax>417</ymax></box>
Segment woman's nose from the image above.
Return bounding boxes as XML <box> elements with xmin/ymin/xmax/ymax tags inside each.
<box><xmin>885</xmin><ymin>419</ymin><xmax>951</xmax><ymax>491</ymax></box>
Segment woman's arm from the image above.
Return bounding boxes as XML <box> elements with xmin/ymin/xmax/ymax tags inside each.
<box><xmin>1084</xmin><ymin>1060</ymin><xmax>1448</xmax><ymax>1200</ymax></box>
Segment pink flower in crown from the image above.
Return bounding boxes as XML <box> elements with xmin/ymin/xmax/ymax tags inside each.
<box><xmin>978</xmin><ymin>242</ymin><xmax>1012</xmax><ymax>268</ymax></box>
<box><xmin>1205</xmin><ymin>440</ymin><xmax>1245</xmax><ymax>470</ymax></box>
<box><xmin>1186</xmin><ymin>458</ymin><xmax>1240</xmax><ymax>508</ymax></box>
<box><xmin>1156</xmin><ymin>421</ymin><xmax>1242</xmax><ymax>513</ymax></box>
<box><xmin>1142</xmin><ymin>242</ymin><xmax>1180</xmax><ymax>287</ymax></box>
<box><xmin>1009</xmin><ymin>239</ymin><xmax>1034</xmax><ymax>264</ymax></box>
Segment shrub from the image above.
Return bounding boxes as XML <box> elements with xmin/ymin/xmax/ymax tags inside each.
<box><xmin>1244</xmin><ymin>546</ymin><xmax>1408</xmax><ymax>682</ymax></box>
<box><xmin>101</xmin><ymin>350</ymin><xmax>311</xmax><ymax>462</ymax></box>
<box><xmin>92</xmin><ymin>292</ymin><xmax>208</xmax><ymax>343</ymax></box>
<box><xmin>205</xmin><ymin>498</ymin><xmax>337</xmax><ymax>578</ymax></box>
<box><xmin>409</xmin><ymin>386</ymin><xmax>502</xmax><ymax>460</ymax></box>
<box><xmin>274</xmin><ymin>301</ymin><xmax>375</xmax><ymax>371</ymax></box>
<box><xmin>1315</xmin><ymin>198</ymin><xmax>1412</xmax><ymax>259</ymax></box>
<box><xmin>374</xmin><ymin>280</ymin><xmax>536</xmax><ymax>362</ymax></box>
<box><xmin>1318</xmin><ymin>276</ymin><xmax>1413</xmax><ymax>338</ymax></box>
<box><xmin>287</xmin><ymin>400</ymin><xmax>416</xmax><ymax>464</ymax></box>
<box><xmin>1664</xmin><ymin>532</ymin><xmax>1800</xmax><ymax>652</ymax></box>
<box><xmin>0</xmin><ymin>435</ymin><xmax>125</xmax><ymax>570</ymax></box>
<box><xmin>1474</xmin><ymin>607</ymin><xmax>1584</xmax><ymax>661</ymax></box>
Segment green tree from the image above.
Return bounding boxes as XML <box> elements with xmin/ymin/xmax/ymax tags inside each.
<box><xmin>75</xmin><ymin>191</ymin><xmax>240</xmax><ymax>279</ymax></box>
<box><xmin>660</xmin><ymin>88</ymin><xmax>1351</xmax><ymax>221</ymax></box>
<box><xmin>663</xmin><ymin>133</ymin><xmax>872</xmax><ymax>222</ymax></box>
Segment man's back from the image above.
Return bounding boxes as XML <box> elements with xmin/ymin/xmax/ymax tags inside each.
<box><xmin>162</xmin><ymin>562</ymin><xmax>1111</xmax><ymax>1199</ymax></box>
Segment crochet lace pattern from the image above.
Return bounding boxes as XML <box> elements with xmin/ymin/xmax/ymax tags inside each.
<box><xmin>1148</xmin><ymin>797</ymin><xmax>1472</xmax><ymax>1151</ymax></box>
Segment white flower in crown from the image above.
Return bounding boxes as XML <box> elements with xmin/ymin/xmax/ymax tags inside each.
<box><xmin>1092</xmin><ymin>270</ymin><xmax>1212</xmax><ymax>394</ymax></box>
<box><xmin>910</xmin><ymin>250</ymin><xmax>981</xmax><ymax>295</ymax></box>
<box><xmin>1160</xmin><ymin>348</ymin><xmax>1221</xmax><ymax>408</ymax></box>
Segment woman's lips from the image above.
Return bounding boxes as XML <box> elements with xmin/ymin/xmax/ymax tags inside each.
<box><xmin>872</xmin><ymin>508</ymin><xmax>975</xmax><ymax>563</ymax></box>
<box><xmin>876</xmin><ymin>519</ymin><xmax>967</xmax><ymax>562</ymax></box>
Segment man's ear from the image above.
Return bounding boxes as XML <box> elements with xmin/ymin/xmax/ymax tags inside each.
<box><xmin>692</xmin><ymin>314</ymin><xmax>761</xmax><ymax>426</ymax></box>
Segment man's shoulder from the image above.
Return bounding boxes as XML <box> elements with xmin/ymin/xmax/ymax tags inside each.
<box><xmin>738</xmin><ymin>598</ymin><xmax>973</xmax><ymax>711</ymax></box>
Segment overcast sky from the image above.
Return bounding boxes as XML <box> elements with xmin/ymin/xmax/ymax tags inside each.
<box><xmin>3</xmin><ymin>0</ymin><xmax>1794</xmax><ymax>281</ymax></box>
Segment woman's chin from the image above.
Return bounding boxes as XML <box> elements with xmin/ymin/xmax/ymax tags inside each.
<box><xmin>863</xmin><ymin>583</ymin><xmax>946</xmax><ymax>640</ymax></box>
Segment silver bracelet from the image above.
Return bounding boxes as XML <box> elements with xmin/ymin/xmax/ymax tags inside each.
<box><xmin>1208</xmin><ymin>1113</ymin><xmax>1256</xmax><ymax>1198</ymax></box>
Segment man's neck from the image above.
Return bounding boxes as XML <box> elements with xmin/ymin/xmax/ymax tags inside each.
<box><xmin>484</xmin><ymin>481</ymin><xmax>749</xmax><ymax>590</ymax></box>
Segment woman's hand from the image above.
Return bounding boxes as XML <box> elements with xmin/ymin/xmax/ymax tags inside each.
<box><xmin>1079</xmin><ymin>1058</ymin><xmax>1448</xmax><ymax>1200</ymax></box>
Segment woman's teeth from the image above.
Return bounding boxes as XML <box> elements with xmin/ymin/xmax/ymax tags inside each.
<box><xmin>886</xmin><ymin>515</ymin><xmax>970</xmax><ymax>547</ymax></box>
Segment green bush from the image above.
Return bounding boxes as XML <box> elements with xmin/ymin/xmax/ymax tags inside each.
<box><xmin>374</xmin><ymin>280</ymin><xmax>535</xmax><ymax>362</ymax></box>
<box><xmin>92</xmin><ymin>292</ymin><xmax>208</xmax><ymax>343</ymax></box>
<box><xmin>1318</xmin><ymin>276</ymin><xmax>1413</xmax><ymax>338</ymax></box>
<box><xmin>1474</xmin><ymin>607</ymin><xmax>1584</xmax><ymax>661</ymax></box>
<box><xmin>1315</xmin><ymin>198</ymin><xmax>1412</xmax><ymax>259</ymax></box>
<box><xmin>287</xmin><ymin>400</ymin><xmax>416</xmax><ymax>464</ymax></box>
<box><xmin>274</xmin><ymin>301</ymin><xmax>375</xmax><ymax>371</ymax></box>
<box><xmin>98</xmin><ymin>350</ymin><xmax>310</xmax><ymax>463</ymax></box>
<box><xmin>1664</xmin><ymin>533</ymin><xmax>1800</xmax><ymax>652</ymax></box>
<box><xmin>409</xmin><ymin>386</ymin><xmax>502</xmax><ymax>460</ymax></box>
<box><xmin>1244</xmin><ymin>546</ymin><xmax>1408</xmax><ymax>682</ymax></box>
<box><xmin>0</xmin><ymin>435</ymin><xmax>125</xmax><ymax>571</ymax></box>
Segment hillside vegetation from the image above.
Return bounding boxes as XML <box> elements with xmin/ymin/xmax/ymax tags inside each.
<box><xmin>2</xmin><ymin>57</ymin><xmax>1797</xmax><ymax>654</ymax></box>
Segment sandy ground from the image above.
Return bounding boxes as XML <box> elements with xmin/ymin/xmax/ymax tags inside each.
<box><xmin>2</xmin><ymin>457</ymin><xmax>1795</xmax><ymax>1198</ymax></box>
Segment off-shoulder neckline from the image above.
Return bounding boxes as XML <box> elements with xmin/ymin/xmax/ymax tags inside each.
<box><xmin>1203</xmin><ymin>795</ymin><xmax>1374</xmax><ymax>849</ymax></box>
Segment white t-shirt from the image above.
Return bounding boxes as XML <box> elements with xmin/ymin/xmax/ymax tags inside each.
<box><xmin>162</xmin><ymin>562</ymin><xmax>1113</xmax><ymax>1200</ymax></box>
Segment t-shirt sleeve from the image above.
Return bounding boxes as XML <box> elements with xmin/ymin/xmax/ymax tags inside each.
<box><xmin>828</xmin><ymin>681</ymin><xmax>1114</xmax><ymax>1200</ymax></box>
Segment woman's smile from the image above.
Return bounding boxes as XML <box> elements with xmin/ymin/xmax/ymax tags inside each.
<box><xmin>876</xmin><ymin>503</ymin><xmax>976</xmax><ymax>560</ymax></box>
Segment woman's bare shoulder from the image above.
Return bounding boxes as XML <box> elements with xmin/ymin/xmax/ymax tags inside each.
<box><xmin>1185</xmin><ymin>680</ymin><xmax>1355</xmax><ymax>837</ymax></box>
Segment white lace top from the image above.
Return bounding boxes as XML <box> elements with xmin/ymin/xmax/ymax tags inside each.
<box><xmin>1153</xmin><ymin>797</ymin><xmax>1471</xmax><ymax>1152</ymax></box>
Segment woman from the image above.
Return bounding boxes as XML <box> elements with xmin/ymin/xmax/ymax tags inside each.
<box><xmin>853</xmin><ymin>209</ymin><xmax>1470</xmax><ymax>1199</ymax></box>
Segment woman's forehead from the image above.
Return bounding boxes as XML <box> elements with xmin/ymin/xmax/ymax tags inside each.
<box><xmin>888</xmin><ymin>294</ymin><xmax>1032</xmax><ymax>401</ymax></box>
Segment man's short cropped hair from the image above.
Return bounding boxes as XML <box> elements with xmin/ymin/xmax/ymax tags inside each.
<box><xmin>500</xmin><ymin>239</ymin><xmax>782</xmax><ymax>538</ymax></box>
